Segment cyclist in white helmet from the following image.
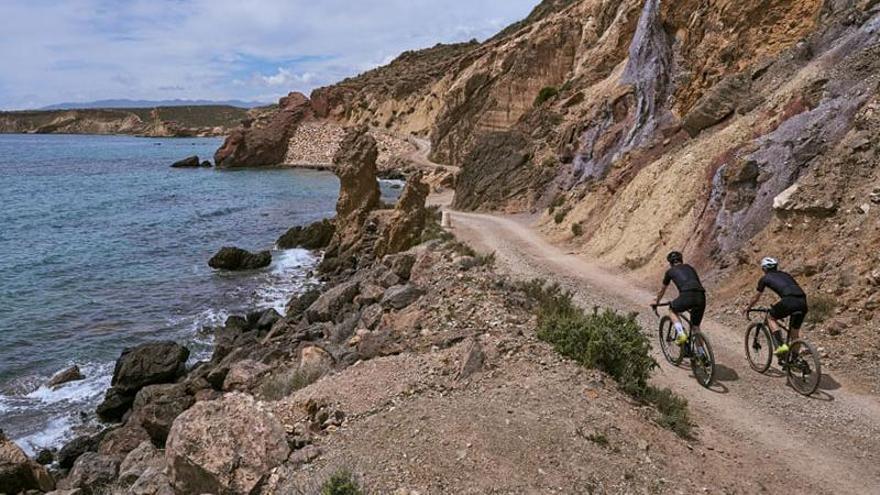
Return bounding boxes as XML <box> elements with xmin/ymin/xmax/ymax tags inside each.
<box><xmin>744</xmin><ymin>257</ymin><xmax>809</xmax><ymax>356</ymax></box>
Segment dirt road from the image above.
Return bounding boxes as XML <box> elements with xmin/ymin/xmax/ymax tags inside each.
<box><xmin>450</xmin><ymin>210</ymin><xmax>880</xmax><ymax>495</ymax></box>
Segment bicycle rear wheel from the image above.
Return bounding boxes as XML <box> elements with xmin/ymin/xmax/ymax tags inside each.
<box><xmin>745</xmin><ymin>323</ymin><xmax>773</xmax><ymax>373</ymax></box>
<box><xmin>690</xmin><ymin>333</ymin><xmax>716</xmax><ymax>388</ymax></box>
<box><xmin>659</xmin><ymin>316</ymin><xmax>683</xmax><ymax>365</ymax></box>
<box><xmin>787</xmin><ymin>340</ymin><xmax>822</xmax><ymax>396</ymax></box>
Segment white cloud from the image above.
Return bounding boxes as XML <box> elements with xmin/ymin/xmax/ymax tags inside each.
<box><xmin>0</xmin><ymin>0</ymin><xmax>539</xmax><ymax>109</ymax></box>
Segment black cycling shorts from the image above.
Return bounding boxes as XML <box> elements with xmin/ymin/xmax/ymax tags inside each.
<box><xmin>670</xmin><ymin>291</ymin><xmax>706</xmax><ymax>327</ymax></box>
<box><xmin>770</xmin><ymin>296</ymin><xmax>808</xmax><ymax>330</ymax></box>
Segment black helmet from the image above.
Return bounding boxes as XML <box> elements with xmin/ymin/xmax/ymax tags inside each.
<box><xmin>667</xmin><ymin>251</ymin><xmax>683</xmax><ymax>265</ymax></box>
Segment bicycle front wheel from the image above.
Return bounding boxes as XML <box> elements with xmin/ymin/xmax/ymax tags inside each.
<box><xmin>787</xmin><ymin>340</ymin><xmax>822</xmax><ymax>396</ymax></box>
<box><xmin>745</xmin><ymin>323</ymin><xmax>773</xmax><ymax>373</ymax></box>
<box><xmin>690</xmin><ymin>333</ymin><xmax>716</xmax><ymax>388</ymax></box>
<box><xmin>659</xmin><ymin>316</ymin><xmax>683</xmax><ymax>365</ymax></box>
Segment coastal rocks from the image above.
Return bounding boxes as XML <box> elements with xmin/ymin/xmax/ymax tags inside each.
<box><xmin>65</xmin><ymin>452</ymin><xmax>118</xmax><ymax>493</ymax></box>
<box><xmin>0</xmin><ymin>431</ymin><xmax>55</xmax><ymax>493</ymax></box>
<box><xmin>374</xmin><ymin>172</ymin><xmax>430</xmax><ymax>258</ymax></box>
<box><xmin>208</xmin><ymin>246</ymin><xmax>272</xmax><ymax>271</ymax></box>
<box><xmin>214</xmin><ymin>92</ymin><xmax>312</xmax><ymax>168</ymax></box>
<box><xmin>58</xmin><ymin>435</ymin><xmax>100</xmax><ymax>469</ymax></box>
<box><xmin>300</xmin><ymin>346</ymin><xmax>334</xmax><ymax>372</ymax></box>
<box><xmin>48</xmin><ymin>365</ymin><xmax>85</xmax><ymax>388</ymax></box>
<box><xmin>382</xmin><ymin>284</ymin><xmax>424</xmax><ymax>310</ymax></box>
<box><xmin>276</xmin><ymin>219</ymin><xmax>336</xmax><ymax>250</ymax></box>
<box><xmin>98</xmin><ymin>342</ymin><xmax>190</xmax><ymax>422</ymax></box>
<box><xmin>96</xmin><ymin>425</ymin><xmax>151</xmax><ymax>459</ymax></box>
<box><xmin>117</xmin><ymin>442</ymin><xmax>161</xmax><ymax>488</ymax></box>
<box><xmin>305</xmin><ymin>281</ymin><xmax>360</xmax><ymax>323</ymax></box>
<box><xmin>165</xmin><ymin>393</ymin><xmax>290</xmax><ymax>494</ymax></box>
<box><xmin>222</xmin><ymin>360</ymin><xmax>270</xmax><ymax>392</ymax></box>
<box><xmin>170</xmin><ymin>155</ymin><xmax>211</xmax><ymax>168</ymax></box>
<box><xmin>129</xmin><ymin>384</ymin><xmax>195</xmax><ymax>446</ymax></box>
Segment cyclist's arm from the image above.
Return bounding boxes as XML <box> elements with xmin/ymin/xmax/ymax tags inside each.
<box><xmin>745</xmin><ymin>290</ymin><xmax>762</xmax><ymax>312</ymax></box>
<box><xmin>654</xmin><ymin>283</ymin><xmax>668</xmax><ymax>305</ymax></box>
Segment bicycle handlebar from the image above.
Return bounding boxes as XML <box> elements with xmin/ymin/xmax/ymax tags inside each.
<box><xmin>650</xmin><ymin>302</ymin><xmax>670</xmax><ymax>317</ymax></box>
<box><xmin>746</xmin><ymin>307</ymin><xmax>771</xmax><ymax>321</ymax></box>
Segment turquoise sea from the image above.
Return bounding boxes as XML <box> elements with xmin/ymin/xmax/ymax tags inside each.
<box><xmin>0</xmin><ymin>134</ymin><xmax>394</xmax><ymax>454</ymax></box>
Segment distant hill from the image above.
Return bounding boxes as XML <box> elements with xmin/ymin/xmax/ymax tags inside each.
<box><xmin>39</xmin><ymin>99</ymin><xmax>267</xmax><ymax>110</ymax></box>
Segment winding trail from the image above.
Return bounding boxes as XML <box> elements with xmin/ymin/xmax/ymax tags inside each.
<box><xmin>447</xmin><ymin>210</ymin><xmax>880</xmax><ymax>495</ymax></box>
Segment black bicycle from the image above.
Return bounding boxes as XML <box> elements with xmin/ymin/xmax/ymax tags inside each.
<box><xmin>745</xmin><ymin>308</ymin><xmax>822</xmax><ymax>396</ymax></box>
<box><xmin>652</xmin><ymin>303</ymin><xmax>715</xmax><ymax>388</ymax></box>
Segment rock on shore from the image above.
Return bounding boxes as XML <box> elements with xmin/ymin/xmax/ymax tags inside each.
<box><xmin>208</xmin><ymin>246</ymin><xmax>272</xmax><ymax>271</ymax></box>
<box><xmin>0</xmin><ymin>431</ymin><xmax>55</xmax><ymax>493</ymax></box>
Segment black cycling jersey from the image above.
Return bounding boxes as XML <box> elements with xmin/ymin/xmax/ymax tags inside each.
<box><xmin>663</xmin><ymin>264</ymin><xmax>705</xmax><ymax>293</ymax></box>
<box><xmin>757</xmin><ymin>270</ymin><xmax>805</xmax><ymax>298</ymax></box>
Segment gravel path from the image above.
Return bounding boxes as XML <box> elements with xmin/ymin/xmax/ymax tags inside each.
<box><xmin>449</xmin><ymin>210</ymin><xmax>880</xmax><ymax>495</ymax></box>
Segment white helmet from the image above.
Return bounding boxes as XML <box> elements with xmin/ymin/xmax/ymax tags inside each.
<box><xmin>761</xmin><ymin>257</ymin><xmax>779</xmax><ymax>271</ymax></box>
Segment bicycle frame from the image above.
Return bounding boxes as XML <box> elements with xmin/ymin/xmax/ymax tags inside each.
<box><xmin>652</xmin><ymin>303</ymin><xmax>694</xmax><ymax>330</ymax></box>
<box><xmin>748</xmin><ymin>308</ymin><xmax>795</xmax><ymax>348</ymax></box>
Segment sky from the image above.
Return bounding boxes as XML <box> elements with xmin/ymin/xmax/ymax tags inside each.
<box><xmin>0</xmin><ymin>0</ymin><xmax>539</xmax><ymax>110</ymax></box>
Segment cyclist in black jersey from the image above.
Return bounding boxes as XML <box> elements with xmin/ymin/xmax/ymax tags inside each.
<box><xmin>654</xmin><ymin>251</ymin><xmax>706</xmax><ymax>345</ymax></box>
<box><xmin>744</xmin><ymin>257</ymin><xmax>809</xmax><ymax>356</ymax></box>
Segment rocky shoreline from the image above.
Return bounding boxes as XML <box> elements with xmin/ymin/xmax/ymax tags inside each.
<box><xmin>0</xmin><ymin>126</ymin><xmax>438</xmax><ymax>494</ymax></box>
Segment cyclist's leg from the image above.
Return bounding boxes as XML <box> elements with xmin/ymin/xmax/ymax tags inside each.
<box><xmin>669</xmin><ymin>295</ymin><xmax>691</xmax><ymax>345</ymax></box>
<box><xmin>689</xmin><ymin>292</ymin><xmax>706</xmax><ymax>334</ymax></box>
<box><xmin>769</xmin><ymin>301</ymin><xmax>791</xmax><ymax>355</ymax></box>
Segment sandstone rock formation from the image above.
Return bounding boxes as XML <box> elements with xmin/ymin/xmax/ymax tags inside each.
<box><xmin>214</xmin><ymin>92</ymin><xmax>312</xmax><ymax>168</ymax></box>
<box><xmin>208</xmin><ymin>246</ymin><xmax>272</xmax><ymax>271</ymax></box>
<box><xmin>374</xmin><ymin>172</ymin><xmax>429</xmax><ymax>258</ymax></box>
<box><xmin>0</xmin><ymin>431</ymin><xmax>55</xmax><ymax>493</ymax></box>
<box><xmin>165</xmin><ymin>393</ymin><xmax>290</xmax><ymax>494</ymax></box>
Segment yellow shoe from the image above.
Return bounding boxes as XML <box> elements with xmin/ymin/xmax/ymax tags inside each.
<box><xmin>774</xmin><ymin>343</ymin><xmax>790</xmax><ymax>356</ymax></box>
<box><xmin>674</xmin><ymin>332</ymin><xmax>689</xmax><ymax>346</ymax></box>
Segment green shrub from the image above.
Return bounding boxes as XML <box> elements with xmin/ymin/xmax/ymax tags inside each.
<box><xmin>420</xmin><ymin>206</ymin><xmax>453</xmax><ymax>243</ymax></box>
<box><xmin>547</xmin><ymin>194</ymin><xmax>566</xmax><ymax>215</ymax></box>
<box><xmin>259</xmin><ymin>366</ymin><xmax>323</xmax><ymax>401</ymax></box>
<box><xmin>475</xmin><ymin>251</ymin><xmax>497</xmax><ymax>268</ymax></box>
<box><xmin>587</xmin><ymin>432</ymin><xmax>609</xmax><ymax>447</ymax></box>
<box><xmin>521</xmin><ymin>280</ymin><xmax>693</xmax><ymax>437</ymax></box>
<box><xmin>534</xmin><ymin>86</ymin><xmax>559</xmax><ymax>106</ymax></box>
<box><xmin>321</xmin><ymin>469</ymin><xmax>363</xmax><ymax>495</ymax></box>
<box><xmin>554</xmin><ymin>209</ymin><xmax>569</xmax><ymax>224</ymax></box>
<box><xmin>806</xmin><ymin>294</ymin><xmax>836</xmax><ymax>325</ymax></box>
<box><xmin>571</xmin><ymin>223</ymin><xmax>584</xmax><ymax>237</ymax></box>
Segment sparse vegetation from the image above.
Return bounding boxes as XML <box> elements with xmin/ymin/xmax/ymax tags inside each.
<box><xmin>534</xmin><ymin>86</ymin><xmax>559</xmax><ymax>106</ymax></box>
<box><xmin>547</xmin><ymin>194</ymin><xmax>565</xmax><ymax>215</ymax></box>
<box><xmin>449</xmin><ymin>240</ymin><xmax>477</xmax><ymax>257</ymax></box>
<box><xmin>587</xmin><ymin>432</ymin><xmax>609</xmax><ymax>447</ymax></box>
<box><xmin>421</xmin><ymin>206</ymin><xmax>454</xmax><ymax>243</ymax></box>
<box><xmin>554</xmin><ymin>208</ymin><xmax>569</xmax><ymax>224</ymax></box>
<box><xmin>806</xmin><ymin>294</ymin><xmax>836</xmax><ymax>325</ymax></box>
<box><xmin>520</xmin><ymin>280</ymin><xmax>693</xmax><ymax>437</ymax></box>
<box><xmin>259</xmin><ymin>366</ymin><xmax>324</xmax><ymax>401</ymax></box>
<box><xmin>320</xmin><ymin>469</ymin><xmax>363</xmax><ymax>495</ymax></box>
<box><xmin>571</xmin><ymin>222</ymin><xmax>584</xmax><ymax>237</ymax></box>
<box><xmin>475</xmin><ymin>251</ymin><xmax>497</xmax><ymax>268</ymax></box>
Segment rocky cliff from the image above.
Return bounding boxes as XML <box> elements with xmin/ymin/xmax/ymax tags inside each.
<box><xmin>0</xmin><ymin>106</ymin><xmax>249</xmax><ymax>137</ymax></box>
<box><xmin>215</xmin><ymin>0</ymin><xmax>879</xmax><ymax>369</ymax></box>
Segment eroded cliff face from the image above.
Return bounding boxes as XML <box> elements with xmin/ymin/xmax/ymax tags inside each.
<box><xmin>218</xmin><ymin>0</ymin><xmax>879</xmax><ymax>332</ymax></box>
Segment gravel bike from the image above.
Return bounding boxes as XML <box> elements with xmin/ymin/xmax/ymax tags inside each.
<box><xmin>652</xmin><ymin>302</ymin><xmax>715</xmax><ymax>388</ymax></box>
<box><xmin>745</xmin><ymin>308</ymin><xmax>822</xmax><ymax>396</ymax></box>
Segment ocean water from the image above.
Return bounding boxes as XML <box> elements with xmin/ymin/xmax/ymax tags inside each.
<box><xmin>0</xmin><ymin>134</ymin><xmax>396</xmax><ymax>454</ymax></box>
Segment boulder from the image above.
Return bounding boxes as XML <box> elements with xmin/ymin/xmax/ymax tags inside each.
<box><xmin>285</xmin><ymin>288</ymin><xmax>322</xmax><ymax>319</ymax></box>
<box><xmin>208</xmin><ymin>246</ymin><xmax>272</xmax><ymax>271</ymax></box>
<box><xmin>118</xmin><ymin>441</ymin><xmax>162</xmax><ymax>488</ymax></box>
<box><xmin>383</xmin><ymin>252</ymin><xmax>417</xmax><ymax>281</ymax></box>
<box><xmin>199</xmin><ymin>160</ymin><xmax>213</xmax><ymax>168</ymax></box>
<box><xmin>305</xmin><ymin>281</ymin><xmax>360</xmax><ymax>323</ymax></box>
<box><xmin>58</xmin><ymin>434</ymin><xmax>99</xmax><ymax>469</ymax></box>
<box><xmin>97</xmin><ymin>425</ymin><xmax>151</xmax><ymax>459</ymax></box>
<box><xmin>128</xmin><ymin>465</ymin><xmax>174</xmax><ymax>495</ymax></box>
<box><xmin>255</xmin><ymin>308</ymin><xmax>282</xmax><ymax>331</ymax></box>
<box><xmin>96</xmin><ymin>387</ymin><xmax>137</xmax><ymax>422</ymax></box>
<box><xmin>359</xmin><ymin>304</ymin><xmax>384</xmax><ymax>330</ymax></box>
<box><xmin>0</xmin><ymin>431</ymin><xmax>55</xmax><ymax>493</ymax></box>
<box><xmin>110</xmin><ymin>342</ymin><xmax>190</xmax><ymax>395</ymax></box>
<box><xmin>165</xmin><ymin>393</ymin><xmax>290</xmax><ymax>495</ymax></box>
<box><xmin>276</xmin><ymin>219</ymin><xmax>336</xmax><ymax>250</ymax></box>
<box><xmin>129</xmin><ymin>384</ymin><xmax>195</xmax><ymax>446</ymax></box>
<box><xmin>214</xmin><ymin>92</ymin><xmax>312</xmax><ymax>168</ymax></box>
<box><xmin>355</xmin><ymin>283</ymin><xmax>385</xmax><ymax>307</ymax></box>
<box><xmin>170</xmin><ymin>155</ymin><xmax>201</xmax><ymax>168</ymax></box>
<box><xmin>300</xmin><ymin>346</ymin><xmax>334</xmax><ymax>372</ymax></box>
<box><xmin>222</xmin><ymin>360</ymin><xmax>270</xmax><ymax>392</ymax></box>
<box><xmin>66</xmin><ymin>452</ymin><xmax>118</xmax><ymax>493</ymax></box>
<box><xmin>375</xmin><ymin>173</ymin><xmax>430</xmax><ymax>258</ymax></box>
<box><xmin>457</xmin><ymin>340</ymin><xmax>486</xmax><ymax>380</ymax></box>
<box><xmin>382</xmin><ymin>284</ymin><xmax>424</xmax><ymax>310</ymax></box>
<box><xmin>682</xmin><ymin>73</ymin><xmax>751</xmax><ymax>136</ymax></box>
<box><xmin>48</xmin><ymin>365</ymin><xmax>85</xmax><ymax>388</ymax></box>
<box><xmin>35</xmin><ymin>449</ymin><xmax>55</xmax><ymax>465</ymax></box>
